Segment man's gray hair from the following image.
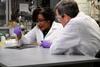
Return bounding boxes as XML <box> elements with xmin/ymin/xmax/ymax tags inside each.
<box><xmin>56</xmin><ymin>0</ymin><xmax>75</xmax><ymax>8</ymax></box>
<box><xmin>55</xmin><ymin>0</ymin><xmax>79</xmax><ymax>18</ymax></box>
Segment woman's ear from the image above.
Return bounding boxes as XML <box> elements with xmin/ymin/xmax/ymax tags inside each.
<box><xmin>47</xmin><ymin>21</ymin><xmax>52</xmax><ymax>27</ymax></box>
<box><xmin>47</xmin><ymin>20</ymin><xmax>50</xmax><ymax>23</ymax></box>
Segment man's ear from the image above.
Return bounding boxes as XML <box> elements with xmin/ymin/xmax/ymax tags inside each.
<box><xmin>62</xmin><ymin>15</ymin><xmax>64</xmax><ymax>18</ymax></box>
<box><xmin>61</xmin><ymin>14</ymin><xmax>66</xmax><ymax>18</ymax></box>
<box><xmin>63</xmin><ymin>14</ymin><xmax>69</xmax><ymax>18</ymax></box>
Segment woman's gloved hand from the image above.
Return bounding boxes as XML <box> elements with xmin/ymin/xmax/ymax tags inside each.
<box><xmin>40</xmin><ymin>40</ymin><xmax>52</xmax><ymax>48</ymax></box>
<box><xmin>14</xmin><ymin>27</ymin><xmax>22</xmax><ymax>40</ymax></box>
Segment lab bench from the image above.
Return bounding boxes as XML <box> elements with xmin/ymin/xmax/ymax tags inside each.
<box><xmin>0</xmin><ymin>46</ymin><xmax>100</xmax><ymax>67</ymax></box>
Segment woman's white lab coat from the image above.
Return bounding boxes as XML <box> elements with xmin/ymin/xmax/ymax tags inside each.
<box><xmin>21</xmin><ymin>21</ymin><xmax>63</xmax><ymax>45</ymax></box>
<box><xmin>50</xmin><ymin>12</ymin><xmax>100</xmax><ymax>56</ymax></box>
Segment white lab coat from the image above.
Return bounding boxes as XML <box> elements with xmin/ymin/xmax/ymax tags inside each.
<box><xmin>21</xmin><ymin>21</ymin><xmax>63</xmax><ymax>45</ymax></box>
<box><xmin>9</xmin><ymin>27</ymin><xmax>16</xmax><ymax>36</ymax></box>
<box><xmin>50</xmin><ymin>12</ymin><xmax>100</xmax><ymax>56</ymax></box>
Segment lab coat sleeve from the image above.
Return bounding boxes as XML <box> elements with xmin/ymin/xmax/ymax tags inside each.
<box><xmin>50</xmin><ymin>21</ymin><xmax>81</xmax><ymax>55</ymax></box>
<box><xmin>44</xmin><ymin>22</ymin><xmax>63</xmax><ymax>43</ymax></box>
<box><xmin>21</xmin><ymin>26</ymin><xmax>37</xmax><ymax>44</ymax></box>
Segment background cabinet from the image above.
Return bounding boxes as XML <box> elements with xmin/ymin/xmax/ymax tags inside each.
<box><xmin>0</xmin><ymin>1</ymin><xmax>6</xmax><ymax>26</ymax></box>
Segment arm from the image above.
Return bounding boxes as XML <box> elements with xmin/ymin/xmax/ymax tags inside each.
<box><xmin>20</xmin><ymin>26</ymin><xmax>37</xmax><ymax>44</ymax></box>
<box><xmin>50</xmin><ymin>21</ymin><xmax>80</xmax><ymax>55</ymax></box>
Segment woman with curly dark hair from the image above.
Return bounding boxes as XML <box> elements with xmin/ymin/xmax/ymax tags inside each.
<box><xmin>20</xmin><ymin>7</ymin><xmax>63</xmax><ymax>48</ymax></box>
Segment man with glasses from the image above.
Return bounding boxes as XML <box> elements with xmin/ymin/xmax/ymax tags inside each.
<box><xmin>50</xmin><ymin>0</ymin><xmax>100</xmax><ymax>56</ymax></box>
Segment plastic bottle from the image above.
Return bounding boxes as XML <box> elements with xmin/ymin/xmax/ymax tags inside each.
<box><xmin>0</xmin><ymin>36</ymin><xmax>6</xmax><ymax>50</ymax></box>
<box><xmin>1</xmin><ymin>36</ymin><xmax>6</xmax><ymax>47</ymax></box>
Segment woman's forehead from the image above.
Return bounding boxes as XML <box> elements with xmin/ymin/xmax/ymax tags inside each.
<box><xmin>38</xmin><ymin>14</ymin><xmax>44</xmax><ymax>19</ymax></box>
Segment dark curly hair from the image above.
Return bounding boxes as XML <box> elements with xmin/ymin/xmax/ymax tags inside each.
<box><xmin>32</xmin><ymin>7</ymin><xmax>55</xmax><ymax>24</ymax></box>
<box><xmin>32</xmin><ymin>7</ymin><xmax>42</xmax><ymax>22</ymax></box>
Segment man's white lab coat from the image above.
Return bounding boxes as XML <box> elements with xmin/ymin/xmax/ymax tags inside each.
<box><xmin>21</xmin><ymin>21</ymin><xmax>63</xmax><ymax>45</ymax></box>
<box><xmin>50</xmin><ymin>12</ymin><xmax>100</xmax><ymax>56</ymax></box>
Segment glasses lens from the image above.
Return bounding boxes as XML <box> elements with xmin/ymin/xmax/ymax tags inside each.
<box><xmin>37</xmin><ymin>19</ymin><xmax>45</xmax><ymax>22</ymax></box>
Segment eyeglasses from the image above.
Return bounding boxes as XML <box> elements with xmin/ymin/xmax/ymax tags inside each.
<box><xmin>37</xmin><ymin>19</ymin><xmax>46</xmax><ymax>22</ymax></box>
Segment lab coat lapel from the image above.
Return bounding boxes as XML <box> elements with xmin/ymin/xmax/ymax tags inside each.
<box><xmin>45</xmin><ymin>22</ymin><xmax>56</xmax><ymax>39</ymax></box>
<box><xmin>36</xmin><ymin>26</ymin><xmax>44</xmax><ymax>44</ymax></box>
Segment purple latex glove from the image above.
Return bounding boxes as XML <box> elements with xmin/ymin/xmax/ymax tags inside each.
<box><xmin>40</xmin><ymin>40</ymin><xmax>52</xmax><ymax>48</ymax></box>
<box><xmin>14</xmin><ymin>27</ymin><xmax>22</xmax><ymax>40</ymax></box>
<box><xmin>14</xmin><ymin>27</ymin><xmax>22</xmax><ymax>36</ymax></box>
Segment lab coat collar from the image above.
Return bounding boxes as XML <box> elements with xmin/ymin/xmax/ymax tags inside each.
<box><xmin>64</xmin><ymin>12</ymin><xmax>85</xmax><ymax>27</ymax></box>
<box><xmin>76</xmin><ymin>12</ymin><xmax>85</xmax><ymax>17</ymax></box>
<box><xmin>45</xmin><ymin>21</ymin><xmax>59</xmax><ymax>38</ymax></box>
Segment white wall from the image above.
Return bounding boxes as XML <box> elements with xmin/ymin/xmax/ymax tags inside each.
<box><xmin>75</xmin><ymin>0</ymin><xmax>100</xmax><ymax>21</ymax></box>
<box><xmin>75</xmin><ymin>0</ymin><xmax>90</xmax><ymax>15</ymax></box>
